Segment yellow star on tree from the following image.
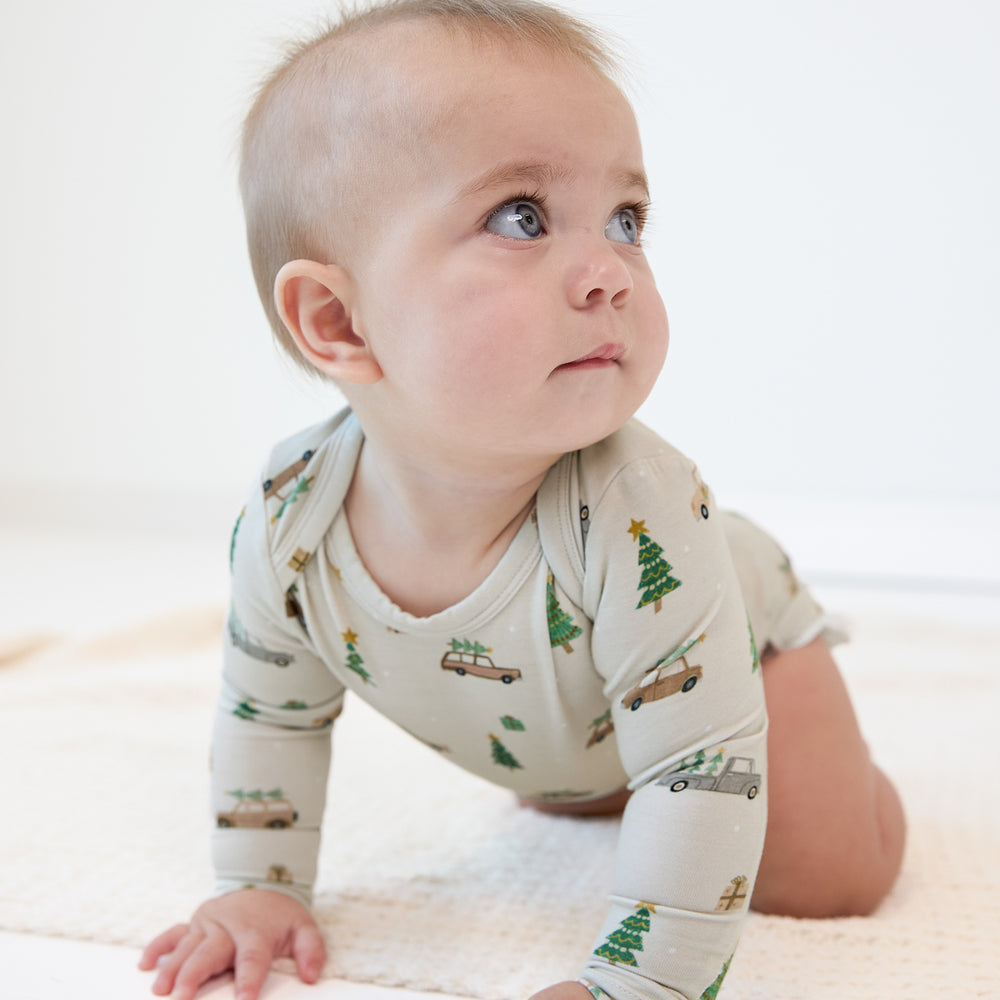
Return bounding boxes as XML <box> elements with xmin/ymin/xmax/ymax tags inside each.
<box><xmin>628</xmin><ymin>518</ymin><xmax>648</xmax><ymax>542</ymax></box>
<box><xmin>341</xmin><ymin>628</ymin><xmax>358</xmax><ymax>645</ymax></box>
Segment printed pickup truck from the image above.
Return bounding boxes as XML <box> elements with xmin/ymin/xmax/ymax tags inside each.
<box><xmin>228</xmin><ymin>610</ymin><xmax>294</xmax><ymax>667</ymax></box>
<box><xmin>657</xmin><ymin>756</ymin><xmax>761</xmax><ymax>799</ymax></box>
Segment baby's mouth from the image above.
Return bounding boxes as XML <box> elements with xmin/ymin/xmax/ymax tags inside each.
<box><xmin>555</xmin><ymin>343</ymin><xmax>625</xmax><ymax>371</ymax></box>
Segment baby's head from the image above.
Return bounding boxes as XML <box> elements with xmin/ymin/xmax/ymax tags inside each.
<box><xmin>241</xmin><ymin>0</ymin><xmax>627</xmax><ymax>371</ymax></box>
<box><xmin>241</xmin><ymin>0</ymin><xmax>668</xmax><ymax>461</ymax></box>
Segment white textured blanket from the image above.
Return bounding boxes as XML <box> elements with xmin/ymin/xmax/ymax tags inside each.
<box><xmin>1</xmin><ymin>603</ymin><xmax>997</xmax><ymax>999</ymax></box>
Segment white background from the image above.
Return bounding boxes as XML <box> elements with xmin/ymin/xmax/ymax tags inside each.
<box><xmin>2</xmin><ymin>1</ymin><xmax>997</xmax><ymax>588</ymax></box>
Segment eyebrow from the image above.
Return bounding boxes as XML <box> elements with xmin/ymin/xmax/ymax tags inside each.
<box><xmin>457</xmin><ymin>160</ymin><xmax>650</xmax><ymax>201</ymax></box>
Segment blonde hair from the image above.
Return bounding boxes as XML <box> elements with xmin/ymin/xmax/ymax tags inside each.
<box><xmin>239</xmin><ymin>0</ymin><xmax>624</xmax><ymax>374</ymax></box>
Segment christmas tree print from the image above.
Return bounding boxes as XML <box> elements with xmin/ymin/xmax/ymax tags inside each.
<box><xmin>547</xmin><ymin>574</ymin><xmax>582</xmax><ymax>653</ymax></box>
<box><xmin>500</xmin><ymin>715</ymin><xmax>525</xmax><ymax>732</ymax></box>
<box><xmin>271</xmin><ymin>474</ymin><xmax>313</xmax><ymax>524</ymax></box>
<box><xmin>488</xmin><ymin>733</ymin><xmax>523</xmax><ymax>770</ymax></box>
<box><xmin>677</xmin><ymin>749</ymin><xmax>705</xmax><ymax>772</ymax></box>
<box><xmin>700</xmin><ymin>955</ymin><xmax>733</xmax><ymax>1000</ymax></box>
<box><xmin>451</xmin><ymin>638</ymin><xmax>491</xmax><ymax>656</ymax></box>
<box><xmin>342</xmin><ymin>629</ymin><xmax>374</xmax><ymax>685</ymax></box>
<box><xmin>230</xmin><ymin>506</ymin><xmax>245</xmax><ymax>571</ymax></box>
<box><xmin>628</xmin><ymin>519</ymin><xmax>681</xmax><ymax>613</ymax></box>
<box><xmin>778</xmin><ymin>554</ymin><xmax>801</xmax><ymax>596</ymax></box>
<box><xmin>593</xmin><ymin>903</ymin><xmax>654</xmax><ymax>966</ymax></box>
<box><xmin>748</xmin><ymin>614</ymin><xmax>761</xmax><ymax>673</ymax></box>
<box><xmin>675</xmin><ymin>747</ymin><xmax>725</xmax><ymax>775</ymax></box>
<box><xmin>233</xmin><ymin>698</ymin><xmax>260</xmax><ymax>721</ymax></box>
<box><xmin>656</xmin><ymin>632</ymin><xmax>705</xmax><ymax>671</ymax></box>
<box><xmin>226</xmin><ymin>787</ymin><xmax>285</xmax><ymax>804</ymax></box>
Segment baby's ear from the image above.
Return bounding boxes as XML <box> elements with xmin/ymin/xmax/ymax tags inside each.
<box><xmin>274</xmin><ymin>260</ymin><xmax>382</xmax><ymax>384</ymax></box>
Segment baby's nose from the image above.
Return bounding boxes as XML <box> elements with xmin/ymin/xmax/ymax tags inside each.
<box><xmin>566</xmin><ymin>241</ymin><xmax>634</xmax><ymax>309</ymax></box>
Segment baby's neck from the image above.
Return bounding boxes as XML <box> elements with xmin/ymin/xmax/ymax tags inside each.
<box><xmin>343</xmin><ymin>441</ymin><xmax>552</xmax><ymax>618</ymax></box>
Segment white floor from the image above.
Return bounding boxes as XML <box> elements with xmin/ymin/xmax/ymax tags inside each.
<box><xmin>0</xmin><ymin>932</ymin><xmax>471</xmax><ymax>1000</ymax></box>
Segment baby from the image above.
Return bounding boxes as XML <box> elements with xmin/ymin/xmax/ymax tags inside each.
<box><xmin>140</xmin><ymin>2</ymin><xmax>905</xmax><ymax>999</ymax></box>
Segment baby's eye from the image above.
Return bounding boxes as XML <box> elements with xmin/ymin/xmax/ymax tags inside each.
<box><xmin>485</xmin><ymin>200</ymin><xmax>544</xmax><ymax>240</ymax></box>
<box><xmin>606</xmin><ymin>207</ymin><xmax>641</xmax><ymax>245</ymax></box>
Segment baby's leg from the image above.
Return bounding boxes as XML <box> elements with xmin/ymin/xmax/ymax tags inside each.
<box><xmin>751</xmin><ymin>636</ymin><xmax>905</xmax><ymax>916</ymax></box>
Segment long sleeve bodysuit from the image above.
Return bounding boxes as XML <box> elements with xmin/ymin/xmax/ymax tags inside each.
<box><xmin>213</xmin><ymin>408</ymin><xmax>829</xmax><ymax>1000</ymax></box>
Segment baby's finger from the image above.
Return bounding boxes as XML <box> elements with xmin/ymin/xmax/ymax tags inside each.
<box><xmin>138</xmin><ymin>923</ymin><xmax>190</xmax><ymax>970</ymax></box>
<box><xmin>150</xmin><ymin>930</ymin><xmax>204</xmax><ymax>996</ymax></box>
<box><xmin>291</xmin><ymin>921</ymin><xmax>327</xmax><ymax>983</ymax></box>
<box><xmin>232</xmin><ymin>933</ymin><xmax>275</xmax><ymax>1000</ymax></box>
<box><xmin>169</xmin><ymin>930</ymin><xmax>237</xmax><ymax>1000</ymax></box>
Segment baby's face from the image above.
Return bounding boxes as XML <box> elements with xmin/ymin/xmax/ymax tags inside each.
<box><xmin>346</xmin><ymin>26</ymin><xmax>669</xmax><ymax>469</ymax></box>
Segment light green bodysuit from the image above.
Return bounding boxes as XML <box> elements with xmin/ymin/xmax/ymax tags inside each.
<box><xmin>214</xmin><ymin>408</ymin><xmax>834</xmax><ymax>1000</ymax></box>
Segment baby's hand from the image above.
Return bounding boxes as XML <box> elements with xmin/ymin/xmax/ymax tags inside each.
<box><xmin>529</xmin><ymin>981</ymin><xmax>595</xmax><ymax>1000</ymax></box>
<box><xmin>138</xmin><ymin>888</ymin><xmax>326</xmax><ymax>1000</ymax></box>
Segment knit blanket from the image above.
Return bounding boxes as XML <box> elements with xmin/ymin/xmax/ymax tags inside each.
<box><xmin>1</xmin><ymin>604</ymin><xmax>996</xmax><ymax>999</ymax></box>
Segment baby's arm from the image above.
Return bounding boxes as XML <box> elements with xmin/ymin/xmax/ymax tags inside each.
<box><xmin>140</xmin><ymin>681</ymin><xmax>340</xmax><ymax>1000</ymax></box>
<box><xmin>579</xmin><ymin>452</ymin><xmax>767</xmax><ymax>999</ymax></box>
<box><xmin>142</xmin><ymin>477</ymin><xmax>345</xmax><ymax>999</ymax></box>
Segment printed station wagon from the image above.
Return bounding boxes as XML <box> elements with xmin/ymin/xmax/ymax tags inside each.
<box><xmin>216</xmin><ymin>798</ymin><xmax>299</xmax><ymax>829</ymax></box>
<box><xmin>441</xmin><ymin>651</ymin><xmax>522</xmax><ymax>684</ymax></box>
<box><xmin>621</xmin><ymin>656</ymin><xmax>703</xmax><ymax>711</ymax></box>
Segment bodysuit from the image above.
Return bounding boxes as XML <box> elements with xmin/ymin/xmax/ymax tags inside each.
<box><xmin>213</xmin><ymin>407</ymin><xmax>834</xmax><ymax>1000</ymax></box>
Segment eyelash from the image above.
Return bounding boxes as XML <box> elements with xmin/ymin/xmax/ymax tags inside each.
<box><xmin>625</xmin><ymin>199</ymin><xmax>651</xmax><ymax>236</ymax></box>
<box><xmin>484</xmin><ymin>192</ymin><xmax>652</xmax><ymax>239</ymax></box>
<box><xmin>484</xmin><ymin>190</ymin><xmax>548</xmax><ymax>230</ymax></box>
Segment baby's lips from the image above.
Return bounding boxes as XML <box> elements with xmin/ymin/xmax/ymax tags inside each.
<box><xmin>560</xmin><ymin>342</ymin><xmax>626</xmax><ymax>369</ymax></box>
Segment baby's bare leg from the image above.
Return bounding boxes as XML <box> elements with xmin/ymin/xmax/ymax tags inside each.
<box><xmin>752</xmin><ymin>636</ymin><xmax>905</xmax><ymax>916</ymax></box>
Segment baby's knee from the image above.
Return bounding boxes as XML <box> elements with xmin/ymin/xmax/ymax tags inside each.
<box><xmin>753</xmin><ymin>766</ymin><xmax>906</xmax><ymax>918</ymax></box>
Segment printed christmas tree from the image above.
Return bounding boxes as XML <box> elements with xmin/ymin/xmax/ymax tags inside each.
<box><xmin>488</xmin><ymin>732</ymin><xmax>523</xmax><ymax>770</ymax></box>
<box><xmin>271</xmin><ymin>474</ymin><xmax>313</xmax><ymax>524</ymax></box>
<box><xmin>676</xmin><ymin>747</ymin><xmax>725</xmax><ymax>775</ymax></box>
<box><xmin>451</xmin><ymin>638</ymin><xmax>492</xmax><ymax>655</ymax></box>
<box><xmin>679</xmin><ymin>749</ymin><xmax>706</xmax><ymax>772</ymax></box>
<box><xmin>593</xmin><ymin>904</ymin><xmax>653</xmax><ymax>966</ymax></box>
<box><xmin>233</xmin><ymin>698</ymin><xmax>260</xmax><ymax>721</ymax></box>
<box><xmin>748</xmin><ymin>615</ymin><xmax>761</xmax><ymax>673</ymax></box>
<box><xmin>547</xmin><ymin>574</ymin><xmax>582</xmax><ymax>653</ymax></box>
<box><xmin>342</xmin><ymin>629</ymin><xmax>374</xmax><ymax>684</ymax></box>
<box><xmin>229</xmin><ymin>506</ymin><xmax>245</xmax><ymax>571</ymax></box>
<box><xmin>700</xmin><ymin>955</ymin><xmax>732</xmax><ymax>1000</ymax></box>
<box><xmin>226</xmin><ymin>787</ymin><xmax>285</xmax><ymax>803</ymax></box>
<box><xmin>628</xmin><ymin>519</ymin><xmax>681</xmax><ymax>613</ymax></box>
